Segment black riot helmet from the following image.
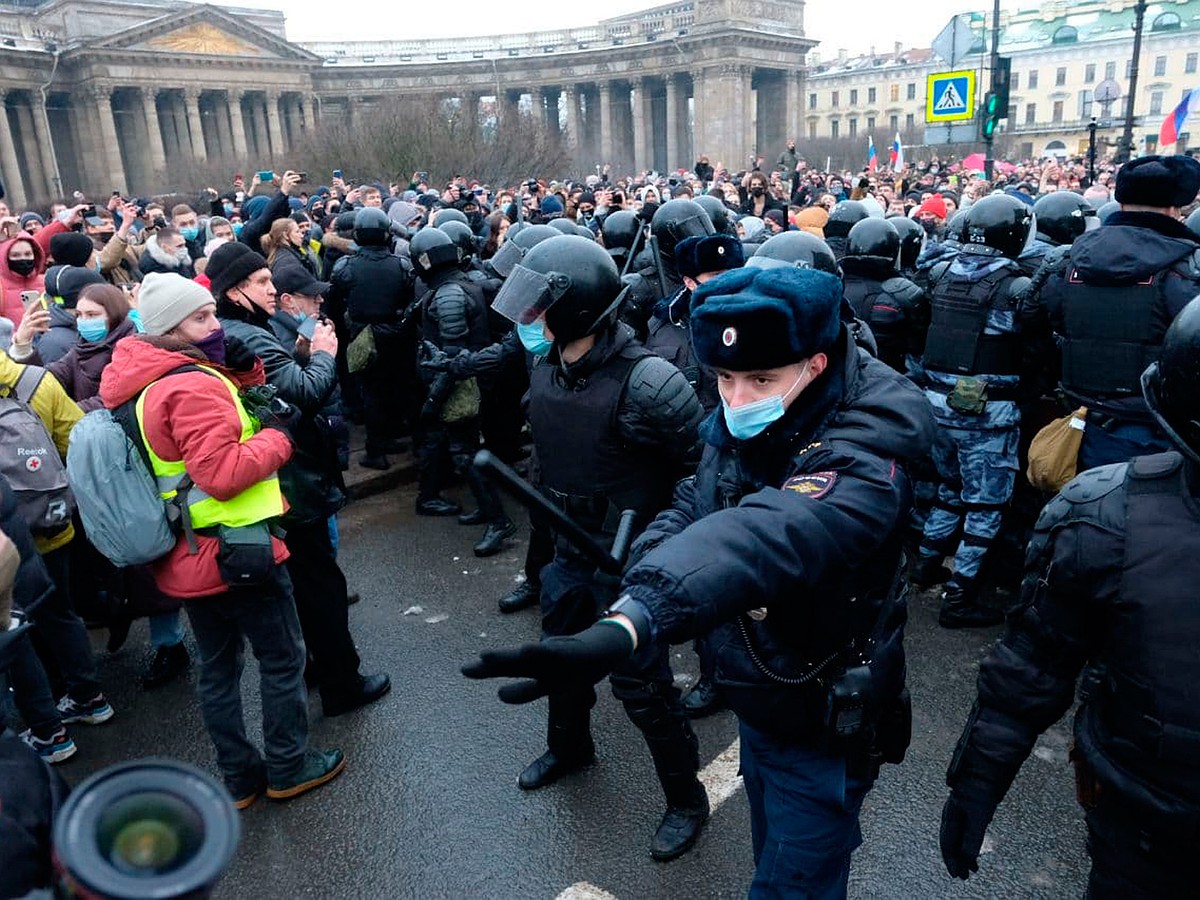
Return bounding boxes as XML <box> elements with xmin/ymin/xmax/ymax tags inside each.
<box><xmin>1033</xmin><ymin>192</ymin><xmax>1096</xmax><ymax>245</ymax></box>
<box><xmin>1143</xmin><ymin>296</ymin><xmax>1200</xmax><ymax>465</ymax></box>
<box><xmin>960</xmin><ymin>194</ymin><xmax>1035</xmax><ymax>260</ymax></box>
<box><xmin>694</xmin><ymin>194</ymin><xmax>733</xmax><ymax>235</ymax></box>
<box><xmin>1097</xmin><ymin>199</ymin><xmax>1121</xmax><ymax>224</ymax></box>
<box><xmin>943</xmin><ymin>209</ymin><xmax>968</xmax><ymax>247</ymax></box>
<box><xmin>846</xmin><ymin>218</ymin><xmax>901</xmax><ymax>267</ymax></box>
<box><xmin>491</xmin><ymin>235</ymin><xmax>626</xmax><ymax>344</ymax></box>
<box><xmin>489</xmin><ymin>223</ymin><xmax>559</xmax><ymax>278</ymax></box>
<box><xmin>353</xmin><ymin>207</ymin><xmax>391</xmax><ymax>246</ymax></box>
<box><xmin>747</xmin><ymin>231</ymin><xmax>840</xmax><ymax>275</ymax></box>
<box><xmin>824</xmin><ymin>200</ymin><xmax>870</xmax><ymax>239</ymax></box>
<box><xmin>409</xmin><ymin>227</ymin><xmax>462</xmax><ymax>277</ymax></box>
<box><xmin>434</xmin><ymin>207</ymin><xmax>469</xmax><ymax>227</ymax></box>
<box><xmin>602</xmin><ymin>210</ymin><xmax>641</xmax><ymax>257</ymax></box>
<box><xmin>889</xmin><ymin>215</ymin><xmax>926</xmax><ymax>269</ymax></box>
<box><xmin>651</xmin><ymin>199</ymin><xmax>714</xmax><ymax>261</ymax></box>
<box><xmin>574</xmin><ymin>224</ymin><xmax>598</xmax><ymax>240</ymax></box>
<box><xmin>438</xmin><ymin>219</ymin><xmax>478</xmax><ymax>264</ymax></box>
<box><xmin>547</xmin><ymin>218</ymin><xmax>578</xmax><ymax>235</ymax></box>
<box><xmin>1186</xmin><ymin>207</ymin><xmax>1200</xmax><ymax>241</ymax></box>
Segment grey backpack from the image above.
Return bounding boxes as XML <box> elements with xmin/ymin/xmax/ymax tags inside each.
<box><xmin>0</xmin><ymin>366</ymin><xmax>75</xmax><ymax>535</ymax></box>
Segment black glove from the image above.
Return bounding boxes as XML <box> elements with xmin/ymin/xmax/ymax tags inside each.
<box><xmin>223</xmin><ymin>335</ymin><xmax>258</xmax><ymax>372</ymax></box>
<box><xmin>462</xmin><ymin>620</ymin><xmax>635</xmax><ymax>704</ymax></box>
<box><xmin>258</xmin><ymin>397</ymin><xmax>301</xmax><ymax>436</ymax></box>
<box><xmin>420</xmin><ymin>370</ymin><xmax>455</xmax><ymax>423</ymax></box>
<box><xmin>939</xmin><ymin>792</ymin><xmax>998</xmax><ymax>880</ymax></box>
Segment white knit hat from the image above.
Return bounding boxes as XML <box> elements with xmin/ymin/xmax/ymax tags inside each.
<box><xmin>137</xmin><ymin>272</ymin><xmax>215</xmax><ymax>336</ymax></box>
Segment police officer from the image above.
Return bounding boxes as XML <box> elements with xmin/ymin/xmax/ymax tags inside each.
<box><xmin>645</xmin><ymin>232</ymin><xmax>744</xmax><ymax>413</ymax></box>
<box><xmin>484</xmin><ymin>235</ymin><xmax>710</xmax><ymax>861</ymax></box>
<box><xmin>840</xmin><ymin>218</ymin><xmax>927</xmax><ymax>372</ymax></box>
<box><xmin>327</xmin><ymin>207</ymin><xmax>415</xmax><ymax>470</ymax></box>
<box><xmin>1030</xmin><ymin>154</ymin><xmax>1200</xmax><ymax>469</ymax></box>
<box><xmin>1018</xmin><ymin>191</ymin><xmax>1096</xmax><ymax>277</ymax></box>
<box><xmin>466</xmin><ymin>265</ymin><xmax>934</xmax><ymax>896</ymax></box>
<box><xmin>910</xmin><ymin>194</ymin><xmax>1034</xmax><ymax>628</ymax></box>
<box><xmin>823</xmin><ymin>199</ymin><xmax>869</xmax><ymax>261</ymax></box>
<box><xmin>939</xmin><ymin>298</ymin><xmax>1200</xmax><ymax>897</ymax></box>
<box><xmin>410</xmin><ymin>227</ymin><xmax>513</xmax><ymax>556</ymax></box>
<box><xmin>889</xmin><ymin>215</ymin><xmax>927</xmax><ymax>281</ymax></box>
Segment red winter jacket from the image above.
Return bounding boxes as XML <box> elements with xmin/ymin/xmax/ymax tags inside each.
<box><xmin>0</xmin><ymin>234</ymin><xmax>48</xmax><ymax>326</ymax></box>
<box><xmin>99</xmin><ymin>335</ymin><xmax>293</xmax><ymax>599</ymax></box>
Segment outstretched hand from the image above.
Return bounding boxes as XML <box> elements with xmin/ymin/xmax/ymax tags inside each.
<box><xmin>462</xmin><ymin>620</ymin><xmax>635</xmax><ymax>704</ymax></box>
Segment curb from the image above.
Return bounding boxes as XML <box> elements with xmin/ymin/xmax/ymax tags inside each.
<box><xmin>343</xmin><ymin>452</ymin><xmax>419</xmax><ymax>501</ymax></box>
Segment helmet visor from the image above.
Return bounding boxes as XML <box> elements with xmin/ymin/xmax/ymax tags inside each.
<box><xmin>491</xmin><ymin>263</ymin><xmax>571</xmax><ymax>325</ymax></box>
<box><xmin>490</xmin><ymin>239</ymin><xmax>525</xmax><ymax>278</ymax></box>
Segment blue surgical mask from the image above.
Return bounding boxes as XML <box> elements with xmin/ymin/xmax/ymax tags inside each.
<box><xmin>516</xmin><ymin>319</ymin><xmax>552</xmax><ymax>356</ymax></box>
<box><xmin>180</xmin><ymin>226</ymin><xmax>199</xmax><ymax>241</ymax></box>
<box><xmin>76</xmin><ymin>318</ymin><xmax>108</xmax><ymax>343</ymax></box>
<box><xmin>232</xmin><ymin>222</ymin><xmax>244</xmax><ymax>237</ymax></box>
<box><xmin>721</xmin><ymin>371</ymin><xmax>806</xmax><ymax>441</ymax></box>
<box><xmin>128</xmin><ymin>308</ymin><xmax>145</xmax><ymax>333</ymax></box>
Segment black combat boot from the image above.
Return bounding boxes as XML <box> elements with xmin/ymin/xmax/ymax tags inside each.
<box><xmin>498</xmin><ymin>580</ymin><xmax>539</xmax><ymax>614</ymax></box>
<box><xmin>939</xmin><ymin>579</ymin><xmax>1004</xmax><ymax>629</ymax></box>
<box><xmin>474</xmin><ymin>518</ymin><xmax>516</xmax><ymax>557</ymax></box>
<box><xmin>519</xmin><ymin>695</ymin><xmax>595</xmax><ymax>790</ymax></box>
<box><xmin>359</xmin><ymin>453</ymin><xmax>391</xmax><ymax>471</ymax></box>
<box><xmin>909</xmin><ymin>553</ymin><xmax>953</xmax><ymax>590</ymax></box>
<box><xmin>682</xmin><ymin>676</ymin><xmax>724</xmax><ymax>719</ymax></box>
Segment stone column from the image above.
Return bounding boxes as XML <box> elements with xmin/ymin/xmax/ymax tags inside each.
<box><xmin>14</xmin><ymin>101</ymin><xmax>45</xmax><ymax>199</ymax></box>
<box><xmin>226</xmin><ymin>90</ymin><xmax>249</xmax><ymax>160</ymax></box>
<box><xmin>90</xmin><ymin>85</ymin><xmax>127</xmax><ymax>195</ymax></box>
<box><xmin>562</xmin><ymin>85</ymin><xmax>579</xmax><ymax>153</ymax></box>
<box><xmin>0</xmin><ymin>92</ymin><xmax>27</xmax><ymax>208</ymax></box>
<box><xmin>183</xmin><ymin>88</ymin><xmax>207</xmax><ymax>163</ymax></box>
<box><xmin>282</xmin><ymin>96</ymin><xmax>299</xmax><ymax>151</ymax></box>
<box><xmin>785</xmin><ymin>68</ymin><xmax>802</xmax><ymax>149</ymax></box>
<box><xmin>665</xmin><ymin>74</ymin><xmax>681</xmax><ymax>173</ymax></box>
<box><xmin>345</xmin><ymin>95</ymin><xmax>358</xmax><ymax>132</ymax></box>
<box><xmin>140</xmin><ymin>88</ymin><xmax>167</xmax><ymax>182</ymax></box>
<box><xmin>310</xmin><ymin>94</ymin><xmax>321</xmax><ymax>130</ymax></box>
<box><xmin>599</xmin><ymin>81</ymin><xmax>613</xmax><ymax>167</ymax></box>
<box><xmin>28</xmin><ymin>92</ymin><xmax>59</xmax><ymax>197</ymax></box>
<box><xmin>691</xmin><ymin>68</ymin><xmax>706</xmax><ymax>165</ymax></box>
<box><xmin>530</xmin><ymin>87</ymin><xmax>546</xmax><ymax>129</ymax></box>
<box><xmin>630</xmin><ymin>78</ymin><xmax>647</xmax><ymax>174</ymax></box>
<box><xmin>265</xmin><ymin>90</ymin><xmax>285</xmax><ymax>159</ymax></box>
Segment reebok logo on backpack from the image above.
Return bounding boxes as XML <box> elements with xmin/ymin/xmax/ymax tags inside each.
<box><xmin>0</xmin><ymin>366</ymin><xmax>75</xmax><ymax>535</ymax></box>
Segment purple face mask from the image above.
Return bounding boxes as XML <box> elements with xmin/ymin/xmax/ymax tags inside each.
<box><xmin>193</xmin><ymin>326</ymin><xmax>226</xmax><ymax>365</ymax></box>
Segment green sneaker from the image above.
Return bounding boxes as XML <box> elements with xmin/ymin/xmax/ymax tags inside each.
<box><xmin>266</xmin><ymin>749</ymin><xmax>346</xmax><ymax>801</ymax></box>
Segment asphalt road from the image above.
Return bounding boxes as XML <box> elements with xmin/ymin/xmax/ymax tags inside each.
<box><xmin>62</xmin><ymin>483</ymin><xmax>1089</xmax><ymax>899</ymax></box>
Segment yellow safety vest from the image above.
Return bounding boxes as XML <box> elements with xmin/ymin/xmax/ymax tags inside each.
<box><xmin>136</xmin><ymin>365</ymin><xmax>284</xmax><ymax>529</ymax></box>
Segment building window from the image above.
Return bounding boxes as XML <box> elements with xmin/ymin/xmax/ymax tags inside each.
<box><xmin>906</xmin><ymin>83</ymin><xmax>916</xmax><ymax>100</ymax></box>
<box><xmin>1078</xmin><ymin>89</ymin><xmax>1093</xmax><ymax>119</ymax></box>
<box><xmin>1052</xmin><ymin>100</ymin><xmax>1063</xmax><ymax>123</ymax></box>
<box><xmin>867</xmin><ymin>116</ymin><xmax>875</xmax><ymax>131</ymax></box>
<box><xmin>1056</xmin><ymin>67</ymin><xmax>1067</xmax><ymax>86</ymax></box>
<box><xmin>889</xmin><ymin>114</ymin><xmax>899</xmax><ymax>131</ymax></box>
<box><xmin>1187</xmin><ymin>53</ymin><xmax>1198</xmax><ymax>75</ymax></box>
<box><xmin>848</xmin><ymin>118</ymin><xmax>858</xmax><ymax>137</ymax></box>
<box><xmin>849</xmin><ymin>89</ymin><xmax>858</xmax><ymax>105</ymax></box>
<box><xmin>1052</xmin><ymin>25</ymin><xmax>1078</xmax><ymax>44</ymax></box>
<box><xmin>809</xmin><ymin>92</ymin><xmax>817</xmax><ymax>109</ymax></box>
<box><xmin>1028</xmin><ymin>69</ymin><xmax>1039</xmax><ymax>89</ymax></box>
<box><xmin>1025</xmin><ymin>103</ymin><xmax>1036</xmax><ymax>125</ymax></box>
<box><xmin>1150</xmin><ymin>91</ymin><xmax>1164</xmax><ymax>116</ymax></box>
<box><xmin>831</xmin><ymin>120</ymin><xmax>839</xmax><ymax>138</ymax></box>
<box><xmin>1085</xmin><ymin>63</ymin><xmax>1095</xmax><ymax>83</ymax></box>
<box><xmin>905</xmin><ymin>112</ymin><xmax>915</xmax><ymax>129</ymax></box>
<box><xmin>832</xmin><ymin>91</ymin><xmax>839</xmax><ymax>108</ymax></box>
<box><xmin>1011</xmin><ymin>72</ymin><xmax>1019</xmax><ymax>91</ymax></box>
<box><xmin>868</xmin><ymin>87</ymin><xmax>876</xmax><ymax>104</ymax></box>
<box><xmin>1105</xmin><ymin>61</ymin><xmax>1116</xmax><ymax>80</ymax></box>
<box><xmin>889</xmin><ymin>84</ymin><xmax>899</xmax><ymax>102</ymax></box>
<box><xmin>1152</xmin><ymin>12</ymin><xmax>1182</xmax><ymax>31</ymax></box>
<box><xmin>1007</xmin><ymin>104</ymin><xmax>1017</xmax><ymax>121</ymax></box>
<box><xmin>1154</xmin><ymin>56</ymin><xmax>1167</xmax><ymax>77</ymax></box>
<box><xmin>809</xmin><ymin>121</ymin><xmax>817</xmax><ymax>140</ymax></box>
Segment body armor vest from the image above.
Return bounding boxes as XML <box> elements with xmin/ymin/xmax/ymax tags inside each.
<box><xmin>528</xmin><ymin>343</ymin><xmax>666</xmax><ymax>541</ymax></box>
<box><xmin>1060</xmin><ymin>268</ymin><xmax>1166</xmax><ymax>398</ymax></box>
<box><xmin>921</xmin><ymin>264</ymin><xmax>1021</xmax><ymax>376</ymax></box>
<box><xmin>1079</xmin><ymin>453</ymin><xmax>1200</xmax><ymax>821</ymax></box>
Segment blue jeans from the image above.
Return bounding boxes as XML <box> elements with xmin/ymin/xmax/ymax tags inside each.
<box><xmin>182</xmin><ymin>566</ymin><xmax>308</xmax><ymax>793</ymax></box>
<box><xmin>149</xmin><ymin>609</ymin><xmax>185</xmax><ymax>648</ymax></box>
<box><xmin>739</xmin><ymin>722</ymin><xmax>875</xmax><ymax>900</ymax></box>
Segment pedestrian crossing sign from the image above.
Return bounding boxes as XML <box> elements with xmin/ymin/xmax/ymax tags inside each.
<box><xmin>926</xmin><ymin>70</ymin><xmax>976</xmax><ymax>123</ymax></box>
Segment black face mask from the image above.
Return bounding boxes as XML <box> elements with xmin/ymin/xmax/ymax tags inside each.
<box><xmin>752</xmin><ymin>186</ymin><xmax>765</xmax><ymax>197</ymax></box>
<box><xmin>467</xmin><ymin>211</ymin><xmax>483</xmax><ymax>230</ymax></box>
<box><xmin>921</xmin><ymin>218</ymin><xmax>939</xmax><ymax>236</ymax></box>
<box><xmin>9</xmin><ymin>258</ymin><xmax>36</xmax><ymax>276</ymax></box>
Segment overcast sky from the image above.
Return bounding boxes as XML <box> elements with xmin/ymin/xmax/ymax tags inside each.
<box><xmin>214</xmin><ymin>0</ymin><xmax>1023</xmax><ymax>57</ymax></box>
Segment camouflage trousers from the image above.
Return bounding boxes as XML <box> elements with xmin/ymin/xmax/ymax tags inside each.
<box><xmin>918</xmin><ymin>423</ymin><xmax>1020</xmax><ymax>586</ymax></box>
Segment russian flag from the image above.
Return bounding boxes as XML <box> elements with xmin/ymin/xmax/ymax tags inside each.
<box><xmin>867</xmin><ymin>135</ymin><xmax>877</xmax><ymax>172</ymax></box>
<box><xmin>890</xmin><ymin>133</ymin><xmax>904</xmax><ymax>170</ymax></box>
<box><xmin>1161</xmin><ymin>87</ymin><xmax>1200</xmax><ymax>146</ymax></box>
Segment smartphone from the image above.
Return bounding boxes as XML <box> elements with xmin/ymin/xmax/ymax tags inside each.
<box><xmin>257</xmin><ymin>170</ymin><xmax>274</xmax><ymax>182</ymax></box>
<box><xmin>20</xmin><ymin>290</ymin><xmax>45</xmax><ymax>311</ymax></box>
<box><xmin>295</xmin><ymin>172</ymin><xmax>308</xmax><ymax>182</ymax></box>
<box><xmin>332</xmin><ymin>169</ymin><xmax>343</xmax><ymax>180</ymax></box>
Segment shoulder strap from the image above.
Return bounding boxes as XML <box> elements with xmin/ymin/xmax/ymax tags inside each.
<box><xmin>12</xmin><ymin>364</ymin><xmax>46</xmax><ymax>404</ymax></box>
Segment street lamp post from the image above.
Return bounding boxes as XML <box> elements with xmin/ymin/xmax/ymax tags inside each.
<box><xmin>1117</xmin><ymin>0</ymin><xmax>1149</xmax><ymax>163</ymax></box>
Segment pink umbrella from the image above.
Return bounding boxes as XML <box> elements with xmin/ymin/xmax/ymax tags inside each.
<box><xmin>961</xmin><ymin>153</ymin><xmax>1016</xmax><ymax>174</ymax></box>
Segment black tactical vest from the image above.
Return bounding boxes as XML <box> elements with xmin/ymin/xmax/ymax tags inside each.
<box><xmin>528</xmin><ymin>344</ymin><xmax>667</xmax><ymax>540</ymax></box>
<box><xmin>921</xmin><ymin>264</ymin><xmax>1021</xmax><ymax>376</ymax></box>
<box><xmin>841</xmin><ymin>276</ymin><xmax>885</xmax><ymax>324</ymax></box>
<box><xmin>1080</xmin><ymin>453</ymin><xmax>1200</xmax><ymax>819</ymax></box>
<box><xmin>1059</xmin><ymin>268</ymin><xmax>1166</xmax><ymax>398</ymax></box>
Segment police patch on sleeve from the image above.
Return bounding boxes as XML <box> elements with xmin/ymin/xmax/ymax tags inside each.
<box><xmin>782</xmin><ymin>471</ymin><xmax>837</xmax><ymax>499</ymax></box>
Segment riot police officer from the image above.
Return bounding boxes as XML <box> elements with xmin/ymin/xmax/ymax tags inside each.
<box><xmin>483</xmin><ymin>235</ymin><xmax>710</xmax><ymax>862</ymax></box>
<box><xmin>939</xmin><ymin>297</ymin><xmax>1200</xmax><ymax>898</ymax></box>
<box><xmin>823</xmin><ymin>200</ymin><xmax>870</xmax><ymax>261</ymax></box>
<box><xmin>910</xmin><ymin>194</ymin><xmax>1034</xmax><ymax>628</ymax></box>
<box><xmin>840</xmin><ymin>218</ymin><xmax>927</xmax><ymax>372</ymax></box>
<box><xmin>1018</xmin><ymin>191</ymin><xmax>1096</xmax><ymax>277</ymax></box>
<box><xmin>694</xmin><ymin>193</ymin><xmax>735</xmax><ymax>236</ymax></box>
<box><xmin>1030</xmin><ymin>154</ymin><xmax>1200</xmax><ymax>469</ymax></box>
<box><xmin>410</xmin><ymin>228</ymin><xmax>513</xmax><ymax>556</ymax></box>
<box><xmin>890</xmin><ymin>215</ymin><xmax>927</xmax><ymax>281</ymax></box>
<box><xmin>327</xmin><ymin>207</ymin><xmax>415</xmax><ymax>469</ymax></box>
<box><xmin>466</xmin><ymin>265</ymin><xmax>934</xmax><ymax>896</ymax></box>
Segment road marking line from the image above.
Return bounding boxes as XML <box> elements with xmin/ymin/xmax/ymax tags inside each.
<box><xmin>556</xmin><ymin>883</ymin><xmax>619</xmax><ymax>900</ymax></box>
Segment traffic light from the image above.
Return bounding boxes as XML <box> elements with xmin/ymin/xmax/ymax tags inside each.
<box><xmin>981</xmin><ymin>91</ymin><xmax>1002</xmax><ymax>140</ymax></box>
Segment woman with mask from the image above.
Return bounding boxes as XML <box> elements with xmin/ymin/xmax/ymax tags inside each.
<box><xmin>739</xmin><ymin>172</ymin><xmax>785</xmax><ymax>219</ymax></box>
<box><xmin>0</xmin><ymin>233</ymin><xmax>48</xmax><ymax>325</ymax></box>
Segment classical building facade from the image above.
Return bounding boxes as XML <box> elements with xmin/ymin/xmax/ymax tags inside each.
<box><xmin>806</xmin><ymin>0</ymin><xmax>1200</xmax><ymax>161</ymax></box>
<box><xmin>0</xmin><ymin>0</ymin><xmax>815</xmax><ymax>204</ymax></box>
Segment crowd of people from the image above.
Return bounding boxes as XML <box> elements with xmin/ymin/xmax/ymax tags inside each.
<box><xmin>1</xmin><ymin>138</ymin><xmax>1198</xmax><ymax>898</ymax></box>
